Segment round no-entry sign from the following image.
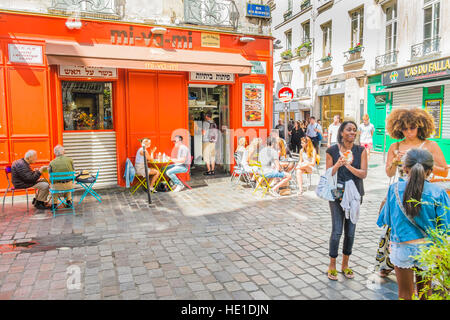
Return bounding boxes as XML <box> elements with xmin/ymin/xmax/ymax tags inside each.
<box><xmin>278</xmin><ymin>87</ymin><xmax>294</xmax><ymax>103</ymax></box>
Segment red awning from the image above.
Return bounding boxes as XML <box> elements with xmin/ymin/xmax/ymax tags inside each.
<box><xmin>45</xmin><ymin>41</ymin><xmax>252</xmax><ymax>74</ymax></box>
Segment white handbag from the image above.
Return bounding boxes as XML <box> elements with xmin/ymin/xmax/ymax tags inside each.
<box><xmin>315</xmin><ymin>167</ymin><xmax>337</xmax><ymax>201</ymax></box>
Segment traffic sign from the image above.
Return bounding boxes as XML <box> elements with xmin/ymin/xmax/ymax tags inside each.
<box><xmin>278</xmin><ymin>87</ymin><xmax>294</xmax><ymax>103</ymax></box>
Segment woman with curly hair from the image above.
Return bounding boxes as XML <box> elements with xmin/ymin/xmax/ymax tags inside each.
<box><xmin>385</xmin><ymin>108</ymin><xmax>448</xmax><ymax>180</ymax></box>
<box><xmin>378</xmin><ymin>107</ymin><xmax>448</xmax><ymax>278</ymax></box>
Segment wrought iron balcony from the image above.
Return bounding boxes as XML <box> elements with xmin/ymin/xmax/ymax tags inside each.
<box><xmin>411</xmin><ymin>37</ymin><xmax>440</xmax><ymax>60</ymax></box>
<box><xmin>301</xmin><ymin>0</ymin><xmax>312</xmax><ymax>11</ymax></box>
<box><xmin>316</xmin><ymin>56</ymin><xmax>332</xmax><ymax>70</ymax></box>
<box><xmin>49</xmin><ymin>0</ymin><xmax>124</xmax><ymax>19</ymax></box>
<box><xmin>375</xmin><ymin>51</ymin><xmax>398</xmax><ymax>70</ymax></box>
<box><xmin>184</xmin><ymin>0</ymin><xmax>239</xmax><ymax>30</ymax></box>
<box><xmin>296</xmin><ymin>87</ymin><xmax>311</xmax><ymax>98</ymax></box>
<box><xmin>283</xmin><ymin>10</ymin><xmax>293</xmax><ymax>21</ymax></box>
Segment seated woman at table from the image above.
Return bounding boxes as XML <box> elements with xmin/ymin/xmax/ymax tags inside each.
<box><xmin>247</xmin><ymin>138</ymin><xmax>262</xmax><ymax>165</ymax></box>
<box><xmin>277</xmin><ymin>138</ymin><xmax>295</xmax><ymax>172</ymax></box>
<box><xmin>295</xmin><ymin>137</ymin><xmax>317</xmax><ymax>195</ymax></box>
<box><xmin>135</xmin><ymin>138</ymin><xmax>160</xmax><ymax>192</ymax></box>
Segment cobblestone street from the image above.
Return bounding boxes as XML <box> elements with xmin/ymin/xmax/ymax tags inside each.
<box><xmin>0</xmin><ymin>153</ymin><xmax>400</xmax><ymax>300</ymax></box>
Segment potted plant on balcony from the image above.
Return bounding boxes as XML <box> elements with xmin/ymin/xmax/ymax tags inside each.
<box><xmin>281</xmin><ymin>49</ymin><xmax>293</xmax><ymax>60</ymax></box>
<box><xmin>348</xmin><ymin>43</ymin><xmax>363</xmax><ymax>60</ymax></box>
<box><xmin>321</xmin><ymin>53</ymin><xmax>332</xmax><ymax>67</ymax></box>
<box><xmin>301</xmin><ymin>0</ymin><xmax>311</xmax><ymax>11</ymax></box>
<box><xmin>296</xmin><ymin>41</ymin><xmax>312</xmax><ymax>58</ymax></box>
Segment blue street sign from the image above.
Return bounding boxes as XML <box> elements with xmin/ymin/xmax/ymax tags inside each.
<box><xmin>246</xmin><ymin>3</ymin><xmax>271</xmax><ymax>18</ymax></box>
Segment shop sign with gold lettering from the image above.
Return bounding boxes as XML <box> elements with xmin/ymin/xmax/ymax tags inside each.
<box><xmin>382</xmin><ymin>57</ymin><xmax>450</xmax><ymax>86</ymax></box>
<box><xmin>201</xmin><ymin>33</ymin><xmax>220</xmax><ymax>48</ymax></box>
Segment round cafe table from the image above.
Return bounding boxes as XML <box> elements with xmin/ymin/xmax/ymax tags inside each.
<box><xmin>149</xmin><ymin>159</ymin><xmax>174</xmax><ymax>193</ymax></box>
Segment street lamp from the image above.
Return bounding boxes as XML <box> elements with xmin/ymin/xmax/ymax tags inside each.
<box><xmin>278</xmin><ymin>61</ymin><xmax>293</xmax><ymax>141</ymax></box>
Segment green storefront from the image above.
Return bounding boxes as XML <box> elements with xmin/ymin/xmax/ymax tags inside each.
<box><xmin>368</xmin><ymin>56</ymin><xmax>450</xmax><ymax>162</ymax></box>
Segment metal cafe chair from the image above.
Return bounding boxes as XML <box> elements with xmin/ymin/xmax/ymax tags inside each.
<box><xmin>77</xmin><ymin>169</ymin><xmax>102</xmax><ymax>204</ymax></box>
<box><xmin>49</xmin><ymin>171</ymin><xmax>76</xmax><ymax>217</ymax></box>
<box><xmin>174</xmin><ymin>156</ymin><xmax>194</xmax><ymax>190</ymax></box>
<box><xmin>231</xmin><ymin>152</ymin><xmax>252</xmax><ymax>186</ymax></box>
<box><xmin>131</xmin><ymin>175</ymin><xmax>148</xmax><ymax>194</ymax></box>
<box><xmin>2</xmin><ymin>166</ymin><xmax>33</xmax><ymax>211</ymax></box>
<box><xmin>250</xmin><ymin>161</ymin><xmax>272</xmax><ymax>197</ymax></box>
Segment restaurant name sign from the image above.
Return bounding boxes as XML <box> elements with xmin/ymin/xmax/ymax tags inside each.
<box><xmin>110</xmin><ymin>26</ymin><xmax>193</xmax><ymax>49</ymax></box>
<box><xmin>190</xmin><ymin>72</ymin><xmax>234</xmax><ymax>83</ymax></box>
<box><xmin>382</xmin><ymin>57</ymin><xmax>450</xmax><ymax>86</ymax></box>
<box><xmin>59</xmin><ymin>65</ymin><xmax>118</xmax><ymax>79</ymax></box>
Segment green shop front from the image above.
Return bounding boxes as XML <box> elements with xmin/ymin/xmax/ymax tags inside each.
<box><xmin>367</xmin><ymin>56</ymin><xmax>450</xmax><ymax>162</ymax></box>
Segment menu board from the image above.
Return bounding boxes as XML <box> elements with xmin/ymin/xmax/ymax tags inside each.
<box><xmin>425</xmin><ymin>100</ymin><xmax>442</xmax><ymax>138</ymax></box>
<box><xmin>242</xmin><ymin>83</ymin><xmax>265</xmax><ymax>127</ymax></box>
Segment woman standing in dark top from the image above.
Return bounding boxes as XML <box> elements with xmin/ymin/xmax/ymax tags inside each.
<box><xmin>290</xmin><ymin>121</ymin><xmax>305</xmax><ymax>153</ymax></box>
<box><xmin>325</xmin><ymin>120</ymin><xmax>368</xmax><ymax>281</ymax></box>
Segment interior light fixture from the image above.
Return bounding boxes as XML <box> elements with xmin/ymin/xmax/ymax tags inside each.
<box><xmin>239</xmin><ymin>37</ymin><xmax>255</xmax><ymax>43</ymax></box>
<box><xmin>151</xmin><ymin>27</ymin><xmax>167</xmax><ymax>34</ymax></box>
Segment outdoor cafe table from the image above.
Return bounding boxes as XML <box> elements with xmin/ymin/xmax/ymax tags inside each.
<box><xmin>149</xmin><ymin>159</ymin><xmax>173</xmax><ymax>193</ymax></box>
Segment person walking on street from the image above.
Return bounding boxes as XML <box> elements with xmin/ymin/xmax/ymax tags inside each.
<box><xmin>327</xmin><ymin>115</ymin><xmax>341</xmax><ymax>148</ymax></box>
<box><xmin>358</xmin><ymin>114</ymin><xmax>375</xmax><ymax>162</ymax></box>
<box><xmin>377</xmin><ymin>148</ymin><xmax>449</xmax><ymax>300</ymax></box>
<box><xmin>290</xmin><ymin>121</ymin><xmax>305</xmax><ymax>153</ymax></box>
<box><xmin>275</xmin><ymin>119</ymin><xmax>285</xmax><ymax>140</ymax></box>
<box><xmin>306</xmin><ymin>116</ymin><xmax>322</xmax><ymax>154</ymax></box>
<box><xmin>202</xmin><ymin>111</ymin><xmax>218</xmax><ymax>176</ymax></box>
<box><xmin>325</xmin><ymin>121</ymin><xmax>368</xmax><ymax>281</ymax></box>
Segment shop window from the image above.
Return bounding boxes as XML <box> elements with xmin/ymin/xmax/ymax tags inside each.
<box><xmin>62</xmin><ymin>81</ymin><xmax>113</xmax><ymax>131</ymax></box>
<box><xmin>427</xmin><ymin>85</ymin><xmax>441</xmax><ymax>94</ymax></box>
<box><xmin>375</xmin><ymin>95</ymin><xmax>387</xmax><ymax>104</ymax></box>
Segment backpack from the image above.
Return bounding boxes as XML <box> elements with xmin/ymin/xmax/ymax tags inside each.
<box><xmin>208</xmin><ymin>121</ymin><xmax>218</xmax><ymax>143</ymax></box>
<box><xmin>156</xmin><ymin>182</ymin><xmax>170</xmax><ymax>192</ymax></box>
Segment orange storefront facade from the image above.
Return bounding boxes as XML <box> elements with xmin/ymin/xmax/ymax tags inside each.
<box><xmin>0</xmin><ymin>11</ymin><xmax>273</xmax><ymax>189</ymax></box>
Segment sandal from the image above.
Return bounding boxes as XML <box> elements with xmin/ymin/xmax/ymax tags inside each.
<box><xmin>327</xmin><ymin>269</ymin><xmax>338</xmax><ymax>281</ymax></box>
<box><xmin>342</xmin><ymin>268</ymin><xmax>355</xmax><ymax>279</ymax></box>
<box><xmin>379</xmin><ymin>269</ymin><xmax>392</xmax><ymax>278</ymax></box>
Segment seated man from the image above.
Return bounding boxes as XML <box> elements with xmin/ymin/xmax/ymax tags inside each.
<box><xmin>258</xmin><ymin>137</ymin><xmax>291</xmax><ymax>196</ymax></box>
<box><xmin>166</xmin><ymin>135</ymin><xmax>191</xmax><ymax>192</ymax></box>
<box><xmin>135</xmin><ymin>138</ymin><xmax>160</xmax><ymax>192</ymax></box>
<box><xmin>11</xmin><ymin>149</ymin><xmax>50</xmax><ymax>210</ymax></box>
<box><xmin>49</xmin><ymin>145</ymin><xmax>74</xmax><ymax>208</ymax></box>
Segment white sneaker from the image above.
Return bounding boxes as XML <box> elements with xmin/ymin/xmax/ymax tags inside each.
<box><xmin>173</xmin><ymin>185</ymin><xmax>185</xmax><ymax>192</ymax></box>
<box><xmin>269</xmin><ymin>189</ymin><xmax>280</xmax><ymax>197</ymax></box>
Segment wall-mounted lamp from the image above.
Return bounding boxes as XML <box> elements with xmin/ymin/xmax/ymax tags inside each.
<box><xmin>239</xmin><ymin>36</ymin><xmax>255</xmax><ymax>43</ymax></box>
<box><xmin>65</xmin><ymin>19</ymin><xmax>82</xmax><ymax>30</ymax></box>
<box><xmin>151</xmin><ymin>27</ymin><xmax>167</xmax><ymax>34</ymax></box>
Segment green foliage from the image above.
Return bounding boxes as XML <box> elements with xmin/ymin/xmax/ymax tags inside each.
<box><xmin>281</xmin><ymin>49</ymin><xmax>292</xmax><ymax>59</ymax></box>
<box><xmin>407</xmin><ymin>200</ymin><xmax>450</xmax><ymax>300</ymax></box>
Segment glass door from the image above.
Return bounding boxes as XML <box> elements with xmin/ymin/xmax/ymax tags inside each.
<box><xmin>188</xmin><ymin>85</ymin><xmax>230</xmax><ymax>173</ymax></box>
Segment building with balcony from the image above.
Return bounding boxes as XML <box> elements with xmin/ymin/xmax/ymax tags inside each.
<box><xmin>367</xmin><ymin>0</ymin><xmax>450</xmax><ymax>159</ymax></box>
<box><xmin>271</xmin><ymin>0</ymin><xmax>314</xmax><ymax>125</ymax></box>
<box><xmin>0</xmin><ymin>0</ymin><xmax>274</xmax><ymax>189</ymax></box>
<box><xmin>272</xmin><ymin>0</ymin><xmax>381</xmax><ymax>139</ymax></box>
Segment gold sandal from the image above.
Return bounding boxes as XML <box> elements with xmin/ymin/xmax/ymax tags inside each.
<box><xmin>342</xmin><ymin>268</ymin><xmax>355</xmax><ymax>279</ymax></box>
<box><xmin>327</xmin><ymin>269</ymin><xmax>338</xmax><ymax>281</ymax></box>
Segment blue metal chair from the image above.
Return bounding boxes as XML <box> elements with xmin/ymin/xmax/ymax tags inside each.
<box><xmin>77</xmin><ymin>169</ymin><xmax>102</xmax><ymax>204</ymax></box>
<box><xmin>49</xmin><ymin>171</ymin><xmax>76</xmax><ymax>217</ymax></box>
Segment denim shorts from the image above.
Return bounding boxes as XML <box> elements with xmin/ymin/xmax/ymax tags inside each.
<box><xmin>264</xmin><ymin>170</ymin><xmax>286</xmax><ymax>179</ymax></box>
<box><xmin>390</xmin><ymin>242</ymin><xmax>429</xmax><ymax>270</ymax></box>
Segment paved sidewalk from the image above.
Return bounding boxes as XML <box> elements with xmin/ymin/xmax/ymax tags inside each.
<box><xmin>0</xmin><ymin>152</ymin><xmax>400</xmax><ymax>300</ymax></box>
